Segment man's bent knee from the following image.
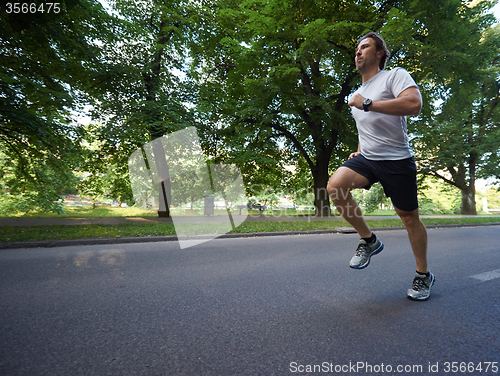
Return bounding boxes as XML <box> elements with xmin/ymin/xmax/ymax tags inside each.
<box><xmin>395</xmin><ymin>207</ymin><xmax>421</xmax><ymax>227</ymax></box>
<box><xmin>327</xmin><ymin>181</ymin><xmax>351</xmax><ymax>204</ymax></box>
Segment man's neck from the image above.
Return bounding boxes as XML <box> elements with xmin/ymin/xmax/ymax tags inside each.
<box><xmin>361</xmin><ymin>68</ymin><xmax>381</xmax><ymax>83</ymax></box>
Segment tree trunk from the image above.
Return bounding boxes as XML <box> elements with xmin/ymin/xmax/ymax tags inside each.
<box><xmin>461</xmin><ymin>186</ymin><xmax>477</xmax><ymax>215</ymax></box>
<box><xmin>143</xmin><ymin>15</ymin><xmax>177</xmax><ymax>217</ymax></box>
<box><xmin>151</xmin><ymin>136</ymin><xmax>171</xmax><ymax>218</ymax></box>
<box><xmin>460</xmin><ymin>151</ymin><xmax>478</xmax><ymax>215</ymax></box>
<box><xmin>312</xmin><ymin>158</ymin><xmax>332</xmax><ymax>217</ymax></box>
<box><xmin>313</xmin><ymin>178</ymin><xmax>331</xmax><ymax>216</ymax></box>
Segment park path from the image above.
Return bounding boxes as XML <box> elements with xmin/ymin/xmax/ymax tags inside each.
<box><xmin>0</xmin><ymin>214</ymin><xmax>497</xmax><ymax>226</ymax></box>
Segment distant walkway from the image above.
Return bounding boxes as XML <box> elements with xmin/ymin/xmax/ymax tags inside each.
<box><xmin>1</xmin><ymin>214</ymin><xmax>499</xmax><ymax>227</ymax></box>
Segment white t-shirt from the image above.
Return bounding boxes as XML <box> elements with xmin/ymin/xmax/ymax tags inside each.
<box><xmin>351</xmin><ymin>67</ymin><xmax>418</xmax><ymax>160</ymax></box>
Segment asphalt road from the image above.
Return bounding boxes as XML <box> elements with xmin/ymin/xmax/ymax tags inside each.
<box><xmin>1</xmin><ymin>226</ymin><xmax>499</xmax><ymax>376</ymax></box>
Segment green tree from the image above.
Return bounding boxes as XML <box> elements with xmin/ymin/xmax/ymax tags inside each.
<box><xmin>77</xmin><ymin>122</ymin><xmax>135</xmax><ymax>207</ymax></box>
<box><xmin>0</xmin><ymin>0</ymin><xmax>116</xmax><ymax>212</ymax></box>
<box><xmin>414</xmin><ymin>21</ymin><xmax>500</xmax><ymax>214</ymax></box>
<box><xmin>191</xmin><ymin>0</ymin><xmax>496</xmax><ymax>216</ymax></box>
<box><xmin>85</xmin><ymin>0</ymin><xmax>197</xmax><ymax>216</ymax></box>
<box><xmin>192</xmin><ymin>0</ymin><xmax>362</xmax><ymax>216</ymax></box>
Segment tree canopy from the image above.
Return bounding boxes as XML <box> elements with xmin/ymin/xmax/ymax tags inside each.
<box><xmin>414</xmin><ymin>21</ymin><xmax>500</xmax><ymax>214</ymax></box>
<box><xmin>1</xmin><ymin>0</ymin><xmax>499</xmax><ymax>215</ymax></box>
<box><xmin>0</xmin><ymin>0</ymin><xmax>116</xmax><ymax>211</ymax></box>
<box><xmin>191</xmin><ymin>0</ymin><xmax>500</xmax><ymax>215</ymax></box>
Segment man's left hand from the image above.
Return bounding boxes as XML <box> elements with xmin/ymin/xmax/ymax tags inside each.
<box><xmin>348</xmin><ymin>93</ymin><xmax>365</xmax><ymax>110</ymax></box>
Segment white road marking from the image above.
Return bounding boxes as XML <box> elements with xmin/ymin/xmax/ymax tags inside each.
<box><xmin>470</xmin><ymin>269</ymin><xmax>500</xmax><ymax>282</ymax></box>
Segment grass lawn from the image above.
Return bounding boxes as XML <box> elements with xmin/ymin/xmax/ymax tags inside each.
<box><xmin>0</xmin><ymin>213</ymin><xmax>499</xmax><ymax>243</ymax></box>
<box><xmin>1</xmin><ymin>206</ymin><xmax>159</xmax><ymax>218</ymax></box>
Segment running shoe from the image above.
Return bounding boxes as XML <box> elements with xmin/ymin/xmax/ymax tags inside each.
<box><xmin>407</xmin><ymin>271</ymin><xmax>435</xmax><ymax>301</ymax></box>
<box><xmin>349</xmin><ymin>235</ymin><xmax>384</xmax><ymax>269</ymax></box>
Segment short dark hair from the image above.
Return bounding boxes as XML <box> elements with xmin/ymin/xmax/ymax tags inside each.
<box><xmin>358</xmin><ymin>32</ymin><xmax>391</xmax><ymax>70</ymax></box>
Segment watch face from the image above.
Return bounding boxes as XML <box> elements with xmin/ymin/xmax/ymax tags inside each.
<box><xmin>363</xmin><ymin>98</ymin><xmax>371</xmax><ymax>111</ymax></box>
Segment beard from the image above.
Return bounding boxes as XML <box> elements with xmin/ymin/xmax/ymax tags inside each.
<box><xmin>356</xmin><ymin>56</ymin><xmax>377</xmax><ymax>74</ymax></box>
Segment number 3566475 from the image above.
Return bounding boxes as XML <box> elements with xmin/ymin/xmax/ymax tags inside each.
<box><xmin>6</xmin><ymin>3</ymin><xmax>61</xmax><ymax>14</ymax></box>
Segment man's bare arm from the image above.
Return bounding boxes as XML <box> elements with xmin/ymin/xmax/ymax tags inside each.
<box><xmin>348</xmin><ymin>87</ymin><xmax>422</xmax><ymax>116</ymax></box>
<box><xmin>349</xmin><ymin>143</ymin><xmax>361</xmax><ymax>159</ymax></box>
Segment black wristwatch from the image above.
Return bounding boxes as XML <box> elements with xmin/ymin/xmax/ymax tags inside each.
<box><xmin>363</xmin><ymin>98</ymin><xmax>372</xmax><ymax>112</ymax></box>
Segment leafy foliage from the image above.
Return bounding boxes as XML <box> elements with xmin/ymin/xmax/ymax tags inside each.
<box><xmin>2</xmin><ymin>0</ymin><xmax>500</xmax><ymax>216</ymax></box>
<box><xmin>191</xmin><ymin>0</ymin><xmax>500</xmax><ymax>215</ymax></box>
<box><xmin>413</xmin><ymin>19</ymin><xmax>500</xmax><ymax>214</ymax></box>
<box><xmin>0</xmin><ymin>0</ymin><xmax>116</xmax><ymax>212</ymax></box>
<box><xmin>76</xmin><ymin>0</ymin><xmax>198</xmax><ymax>212</ymax></box>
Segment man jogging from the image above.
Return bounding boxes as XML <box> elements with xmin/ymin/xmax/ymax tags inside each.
<box><xmin>327</xmin><ymin>32</ymin><xmax>435</xmax><ymax>301</ymax></box>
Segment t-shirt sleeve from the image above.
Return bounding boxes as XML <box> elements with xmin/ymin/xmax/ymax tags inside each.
<box><xmin>389</xmin><ymin>67</ymin><xmax>419</xmax><ymax>98</ymax></box>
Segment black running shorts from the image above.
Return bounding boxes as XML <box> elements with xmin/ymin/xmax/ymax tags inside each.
<box><xmin>341</xmin><ymin>154</ymin><xmax>418</xmax><ymax>212</ymax></box>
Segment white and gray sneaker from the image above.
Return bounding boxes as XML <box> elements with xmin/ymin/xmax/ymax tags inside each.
<box><xmin>349</xmin><ymin>235</ymin><xmax>384</xmax><ymax>269</ymax></box>
<box><xmin>407</xmin><ymin>271</ymin><xmax>435</xmax><ymax>301</ymax></box>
